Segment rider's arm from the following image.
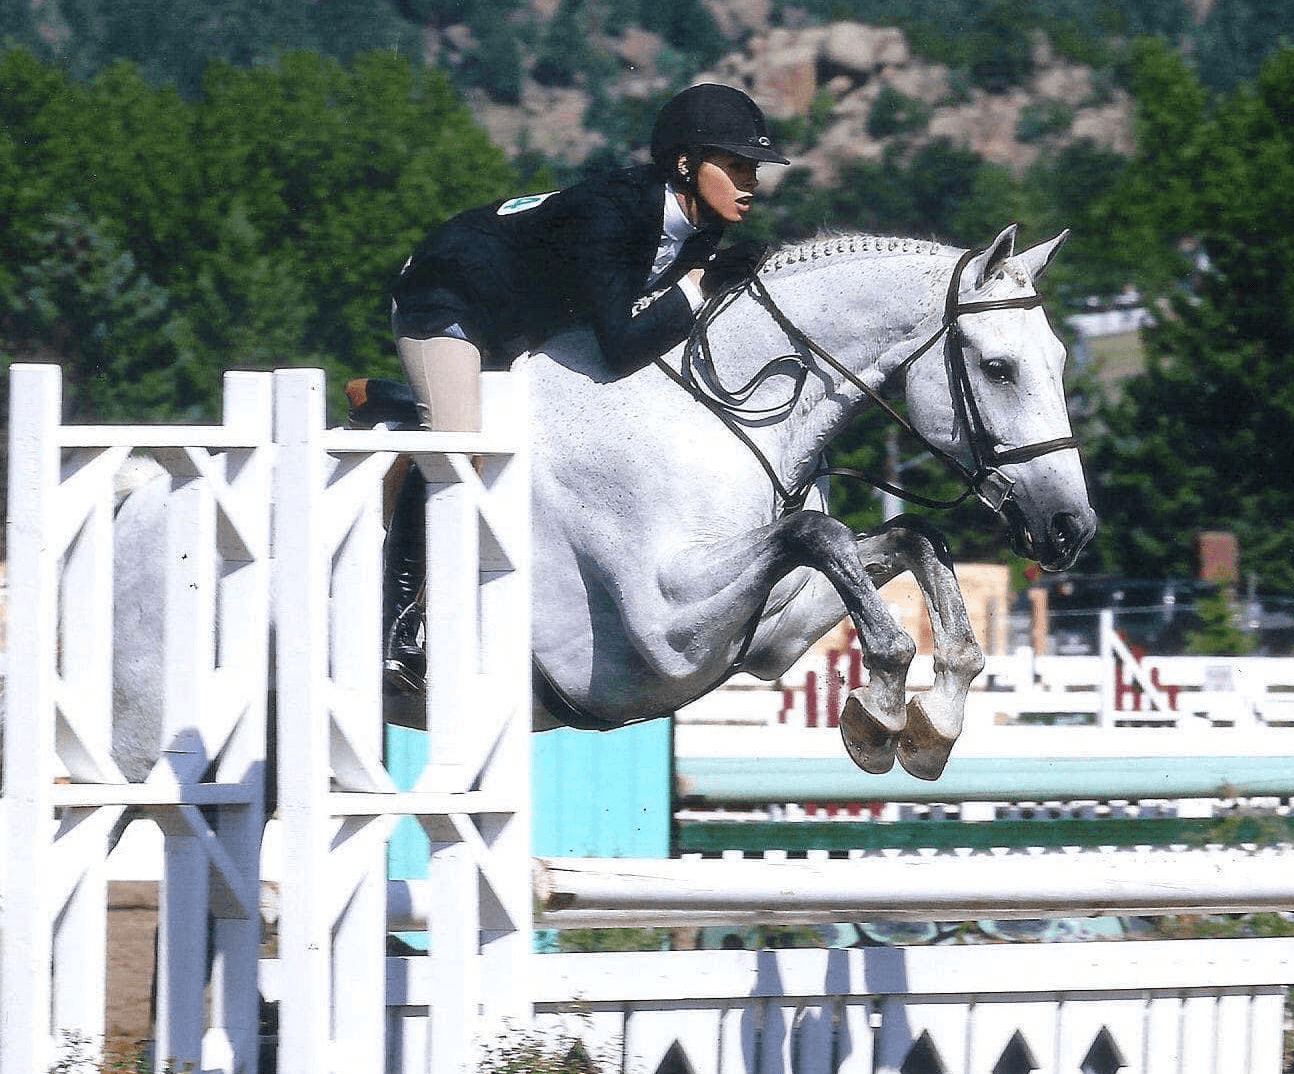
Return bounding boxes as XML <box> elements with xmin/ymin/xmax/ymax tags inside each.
<box><xmin>579</xmin><ymin>245</ymin><xmax>707</xmax><ymax>373</ymax></box>
<box><xmin>564</xmin><ymin>183</ymin><xmax>717</xmax><ymax>374</ymax></box>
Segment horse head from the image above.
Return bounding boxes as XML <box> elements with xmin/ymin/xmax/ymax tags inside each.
<box><xmin>901</xmin><ymin>225</ymin><xmax>1096</xmax><ymax>570</ymax></box>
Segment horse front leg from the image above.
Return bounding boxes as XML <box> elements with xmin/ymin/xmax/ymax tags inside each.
<box><xmin>767</xmin><ymin>513</ymin><xmax>917</xmax><ymax>774</ymax></box>
<box><xmin>852</xmin><ymin>516</ymin><xmax>985</xmax><ymax>780</ymax></box>
<box><xmin>659</xmin><ymin>511</ymin><xmax>915</xmax><ymax>771</ymax></box>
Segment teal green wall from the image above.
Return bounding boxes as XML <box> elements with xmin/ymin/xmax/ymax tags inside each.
<box><xmin>531</xmin><ymin>720</ymin><xmax>672</xmax><ymax>858</ymax></box>
<box><xmin>385</xmin><ymin>717</ymin><xmax>672</xmax><ymax>883</ymax></box>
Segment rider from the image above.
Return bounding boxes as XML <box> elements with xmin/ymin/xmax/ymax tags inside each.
<box><xmin>380</xmin><ymin>82</ymin><xmax>789</xmax><ymax>694</ymax></box>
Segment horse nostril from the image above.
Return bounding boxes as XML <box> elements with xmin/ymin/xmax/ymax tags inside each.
<box><xmin>1051</xmin><ymin>512</ymin><xmax>1078</xmax><ymax>551</ymax></box>
<box><xmin>1051</xmin><ymin>510</ymin><xmax>1094</xmax><ymax>553</ymax></box>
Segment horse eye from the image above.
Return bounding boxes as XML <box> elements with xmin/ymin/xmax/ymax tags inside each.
<box><xmin>980</xmin><ymin>357</ymin><xmax>1014</xmax><ymax>384</ymax></box>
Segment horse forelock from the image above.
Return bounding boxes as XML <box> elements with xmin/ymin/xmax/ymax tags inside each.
<box><xmin>760</xmin><ymin>232</ymin><xmax>954</xmax><ymax>278</ymax></box>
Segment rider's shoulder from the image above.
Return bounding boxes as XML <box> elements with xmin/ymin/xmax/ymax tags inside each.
<box><xmin>563</xmin><ymin>164</ymin><xmax>663</xmax><ymax>209</ymax></box>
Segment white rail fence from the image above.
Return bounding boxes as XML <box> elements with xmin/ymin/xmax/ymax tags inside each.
<box><xmin>5</xmin><ymin>363</ymin><xmax>1294</xmax><ymax>1074</ymax></box>
<box><xmin>530</xmin><ymin>940</ymin><xmax>1292</xmax><ymax>1074</ymax></box>
<box><xmin>1</xmin><ymin>363</ymin><xmax>532</xmax><ymax>1074</ymax></box>
<box><xmin>683</xmin><ymin>622</ymin><xmax>1294</xmax><ymax>732</ymax></box>
<box><xmin>2</xmin><ymin>364</ymin><xmax>274</xmax><ymax>1074</ymax></box>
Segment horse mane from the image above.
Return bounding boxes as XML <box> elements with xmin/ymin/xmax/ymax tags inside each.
<box><xmin>760</xmin><ymin>232</ymin><xmax>954</xmax><ymax>277</ymax></box>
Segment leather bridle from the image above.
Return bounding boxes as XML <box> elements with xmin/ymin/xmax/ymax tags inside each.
<box><xmin>656</xmin><ymin>244</ymin><xmax>1079</xmax><ymax>515</ymax></box>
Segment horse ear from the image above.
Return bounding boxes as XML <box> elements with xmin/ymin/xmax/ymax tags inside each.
<box><xmin>1015</xmin><ymin>229</ymin><xmax>1070</xmax><ymax>282</ymax></box>
<box><xmin>968</xmin><ymin>225</ymin><xmax>1018</xmax><ymax>289</ymax></box>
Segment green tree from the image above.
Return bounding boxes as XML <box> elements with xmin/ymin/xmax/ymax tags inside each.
<box><xmin>55</xmin><ymin>0</ymin><xmax>419</xmax><ymax>95</ymax></box>
<box><xmin>1184</xmin><ymin>586</ymin><xmax>1255</xmax><ymax>656</ymax></box>
<box><xmin>185</xmin><ymin>51</ymin><xmax>515</xmax><ymax>391</ymax></box>
<box><xmin>460</xmin><ymin>0</ymin><xmax>526</xmax><ymax>102</ymax></box>
<box><xmin>962</xmin><ymin>0</ymin><xmax>1036</xmax><ymax>93</ymax></box>
<box><xmin>0</xmin><ymin>48</ymin><xmax>515</xmax><ymax>425</ymax></box>
<box><xmin>1022</xmin><ymin>139</ymin><xmax>1130</xmax><ymax>300</ymax></box>
<box><xmin>1075</xmin><ymin>37</ymin><xmax>1209</xmax><ymax>298</ymax></box>
<box><xmin>1089</xmin><ymin>45</ymin><xmax>1294</xmax><ymax>591</ymax></box>
<box><xmin>0</xmin><ymin>0</ymin><xmax>38</xmax><ymax>50</ymax></box>
<box><xmin>637</xmin><ymin>0</ymin><xmax>727</xmax><ymax>67</ymax></box>
<box><xmin>533</xmin><ymin>0</ymin><xmax>591</xmax><ymax>87</ymax></box>
<box><xmin>1193</xmin><ymin>0</ymin><xmax>1294</xmax><ymax>90</ymax></box>
<box><xmin>5</xmin><ymin>207</ymin><xmax>194</xmax><ymax>420</ymax></box>
<box><xmin>867</xmin><ymin>86</ymin><xmax>930</xmax><ymax>138</ymax></box>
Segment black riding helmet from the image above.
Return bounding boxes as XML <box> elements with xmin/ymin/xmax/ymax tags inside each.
<box><xmin>650</xmin><ymin>83</ymin><xmax>790</xmax><ymax>173</ymax></box>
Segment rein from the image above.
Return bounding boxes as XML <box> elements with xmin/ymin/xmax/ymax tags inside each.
<box><xmin>661</xmin><ymin>244</ymin><xmax>1078</xmax><ymax>516</ymax></box>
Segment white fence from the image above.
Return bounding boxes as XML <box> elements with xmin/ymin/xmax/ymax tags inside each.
<box><xmin>1</xmin><ymin>364</ymin><xmax>532</xmax><ymax>1074</ymax></box>
<box><xmin>683</xmin><ymin>636</ymin><xmax>1294</xmax><ymax>733</ymax></box>
<box><xmin>2</xmin><ymin>365</ymin><xmax>275</xmax><ymax>1073</ymax></box>
<box><xmin>530</xmin><ymin>939</ymin><xmax>1292</xmax><ymax>1074</ymax></box>
<box><xmin>5</xmin><ymin>363</ymin><xmax>1294</xmax><ymax>1074</ymax></box>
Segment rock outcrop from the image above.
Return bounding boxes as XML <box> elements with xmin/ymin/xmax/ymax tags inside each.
<box><xmin>458</xmin><ymin>19</ymin><xmax>1134</xmax><ymax>181</ymax></box>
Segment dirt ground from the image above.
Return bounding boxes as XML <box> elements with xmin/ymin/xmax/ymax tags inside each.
<box><xmin>105</xmin><ymin>882</ymin><xmax>158</xmax><ymax>1058</ymax></box>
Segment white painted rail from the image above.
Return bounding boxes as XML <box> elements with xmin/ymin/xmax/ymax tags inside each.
<box><xmin>684</xmin><ymin>621</ymin><xmax>1294</xmax><ymax>732</ymax></box>
<box><xmin>269</xmin><ymin>366</ymin><xmax>532</xmax><ymax>1074</ymax></box>
<box><xmin>531</xmin><ymin>845</ymin><xmax>1294</xmax><ymax>928</ymax></box>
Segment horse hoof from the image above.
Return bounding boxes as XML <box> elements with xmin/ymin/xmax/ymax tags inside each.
<box><xmin>895</xmin><ymin>696</ymin><xmax>957</xmax><ymax>781</ymax></box>
<box><xmin>839</xmin><ymin>688</ymin><xmax>900</xmax><ymax>775</ymax></box>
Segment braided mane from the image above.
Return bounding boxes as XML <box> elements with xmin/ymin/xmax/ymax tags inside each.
<box><xmin>760</xmin><ymin>233</ymin><xmax>953</xmax><ymax>277</ymax></box>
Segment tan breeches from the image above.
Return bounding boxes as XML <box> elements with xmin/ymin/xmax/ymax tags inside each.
<box><xmin>396</xmin><ymin>334</ymin><xmax>482</xmax><ymax>433</ymax></box>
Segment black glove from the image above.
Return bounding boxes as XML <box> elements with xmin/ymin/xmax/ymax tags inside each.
<box><xmin>701</xmin><ymin>239</ymin><xmax>770</xmax><ymax>298</ymax></box>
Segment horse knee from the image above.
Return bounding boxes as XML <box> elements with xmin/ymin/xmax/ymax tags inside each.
<box><xmin>779</xmin><ymin>510</ymin><xmax>861</xmax><ymax>569</ymax></box>
<box><xmin>879</xmin><ymin>514</ymin><xmax>955</xmax><ymax>569</ymax></box>
<box><xmin>867</xmin><ymin>628</ymin><xmax>916</xmax><ymax>679</ymax></box>
<box><xmin>941</xmin><ymin>635</ymin><xmax>985</xmax><ymax>682</ymax></box>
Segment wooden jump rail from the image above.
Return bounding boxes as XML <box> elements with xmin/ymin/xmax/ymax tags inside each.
<box><xmin>373</xmin><ymin>843</ymin><xmax>1294</xmax><ymax>931</ymax></box>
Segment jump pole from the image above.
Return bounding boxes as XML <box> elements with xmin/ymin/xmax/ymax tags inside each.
<box><xmin>511</xmin><ymin>845</ymin><xmax>1294</xmax><ymax>928</ymax></box>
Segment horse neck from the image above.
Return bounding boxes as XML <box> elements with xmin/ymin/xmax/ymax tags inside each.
<box><xmin>709</xmin><ymin>246</ymin><xmax>955</xmax><ymax>497</ymax></box>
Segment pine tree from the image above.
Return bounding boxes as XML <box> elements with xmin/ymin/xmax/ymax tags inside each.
<box><xmin>1089</xmin><ymin>44</ymin><xmax>1294</xmax><ymax>591</ymax></box>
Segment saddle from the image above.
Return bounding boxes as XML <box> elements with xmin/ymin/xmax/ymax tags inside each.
<box><xmin>344</xmin><ymin>377</ymin><xmax>420</xmax><ymax>430</ymax></box>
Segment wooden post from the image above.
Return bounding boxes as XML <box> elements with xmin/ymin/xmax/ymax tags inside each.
<box><xmin>2</xmin><ymin>365</ymin><xmax>63</xmax><ymax>1074</ymax></box>
<box><xmin>1028</xmin><ymin>584</ymin><xmax>1048</xmax><ymax>657</ymax></box>
<box><xmin>272</xmin><ymin>369</ymin><xmax>335</xmax><ymax>1074</ymax></box>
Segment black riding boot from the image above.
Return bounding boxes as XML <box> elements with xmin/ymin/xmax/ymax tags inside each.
<box><xmin>383</xmin><ymin>466</ymin><xmax>428</xmax><ymax>694</ymax></box>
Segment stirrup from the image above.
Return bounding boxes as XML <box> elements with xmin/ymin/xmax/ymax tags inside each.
<box><xmin>383</xmin><ymin>601</ymin><xmax>425</xmax><ymax>695</ymax></box>
<box><xmin>384</xmin><ymin>653</ymin><xmax>425</xmax><ymax>695</ymax></box>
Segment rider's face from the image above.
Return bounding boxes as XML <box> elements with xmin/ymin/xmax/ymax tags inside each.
<box><xmin>693</xmin><ymin>151</ymin><xmax>760</xmax><ymax>225</ymax></box>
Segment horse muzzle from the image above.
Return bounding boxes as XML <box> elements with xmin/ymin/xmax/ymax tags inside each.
<box><xmin>1005</xmin><ymin>500</ymin><xmax>1096</xmax><ymax>572</ymax></box>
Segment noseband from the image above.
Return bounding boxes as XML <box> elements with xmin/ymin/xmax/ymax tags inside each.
<box><xmin>661</xmin><ymin>244</ymin><xmax>1079</xmax><ymax>514</ymax></box>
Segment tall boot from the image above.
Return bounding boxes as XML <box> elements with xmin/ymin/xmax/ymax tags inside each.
<box><xmin>382</xmin><ymin>465</ymin><xmax>427</xmax><ymax>694</ymax></box>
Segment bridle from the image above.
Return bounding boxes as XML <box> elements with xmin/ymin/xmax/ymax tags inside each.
<box><xmin>655</xmin><ymin>244</ymin><xmax>1079</xmax><ymax>515</ymax></box>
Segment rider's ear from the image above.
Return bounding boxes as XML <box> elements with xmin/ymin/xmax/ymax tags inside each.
<box><xmin>1015</xmin><ymin>229</ymin><xmax>1070</xmax><ymax>282</ymax></box>
<box><xmin>969</xmin><ymin>224</ymin><xmax>1018</xmax><ymax>288</ymax></box>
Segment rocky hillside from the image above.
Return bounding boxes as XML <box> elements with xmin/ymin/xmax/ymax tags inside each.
<box><xmin>457</xmin><ymin>19</ymin><xmax>1135</xmax><ymax>185</ymax></box>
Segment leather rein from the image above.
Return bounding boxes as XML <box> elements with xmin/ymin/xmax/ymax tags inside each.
<box><xmin>654</xmin><ymin>244</ymin><xmax>1079</xmax><ymax>516</ymax></box>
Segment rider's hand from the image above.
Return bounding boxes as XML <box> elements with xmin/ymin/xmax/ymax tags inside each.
<box><xmin>702</xmin><ymin>239</ymin><xmax>769</xmax><ymax>298</ymax></box>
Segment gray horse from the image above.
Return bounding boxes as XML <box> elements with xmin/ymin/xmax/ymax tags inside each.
<box><xmin>105</xmin><ymin>225</ymin><xmax>1093</xmax><ymax>787</ymax></box>
<box><xmin>525</xmin><ymin>225</ymin><xmax>1093</xmax><ymax>779</ymax></box>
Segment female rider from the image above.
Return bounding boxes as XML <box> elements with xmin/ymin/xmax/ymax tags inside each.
<box><xmin>381</xmin><ymin>82</ymin><xmax>789</xmax><ymax>693</ymax></box>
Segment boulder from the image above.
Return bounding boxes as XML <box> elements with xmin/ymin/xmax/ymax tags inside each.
<box><xmin>821</xmin><ymin>23</ymin><xmax>908</xmax><ymax>77</ymax></box>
